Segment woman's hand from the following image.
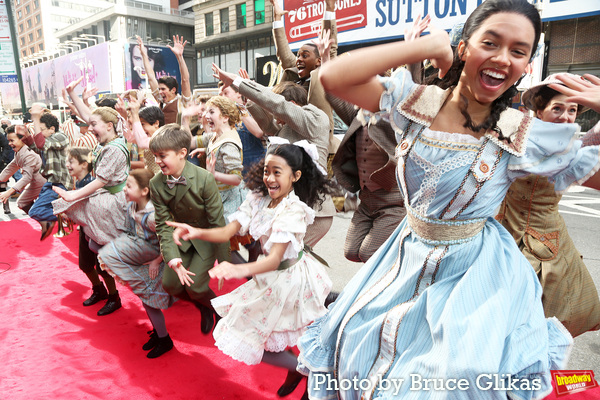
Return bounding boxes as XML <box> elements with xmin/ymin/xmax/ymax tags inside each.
<box><xmin>209</xmin><ymin>261</ymin><xmax>250</xmax><ymax>281</ymax></box>
<box><xmin>173</xmin><ymin>262</ymin><xmax>196</xmax><ymax>286</ymax></box>
<box><xmin>427</xmin><ymin>25</ymin><xmax>453</xmax><ymax>78</ymax></box>
<box><xmin>550</xmin><ymin>74</ymin><xmax>600</xmax><ymax>114</ymax></box>
<box><xmin>206</xmin><ymin>151</ymin><xmax>216</xmax><ymax>175</ymax></box>
<box><xmin>166</xmin><ymin>221</ymin><xmax>205</xmax><ymax>244</ymax></box>
<box><xmin>53</xmin><ymin>186</ymin><xmax>76</xmax><ymax>202</ymax></box>
<box><xmin>404</xmin><ymin>14</ymin><xmax>431</xmax><ymax>42</ymax></box>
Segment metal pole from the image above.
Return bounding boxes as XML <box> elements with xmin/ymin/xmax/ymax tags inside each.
<box><xmin>4</xmin><ymin>0</ymin><xmax>27</xmax><ymax>113</ymax></box>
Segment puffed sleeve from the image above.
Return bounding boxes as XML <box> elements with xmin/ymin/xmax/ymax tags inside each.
<box><xmin>228</xmin><ymin>191</ymin><xmax>261</xmax><ymax>235</ymax></box>
<box><xmin>263</xmin><ymin>194</ymin><xmax>315</xmax><ymax>261</ymax></box>
<box><xmin>507</xmin><ymin>119</ymin><xmax>600</xmax><ymax>194</ymax></box>
<box><xmin>219</xmin><ymin>143</ymin><xmax>243</xmax><ymax>177</ymax></box>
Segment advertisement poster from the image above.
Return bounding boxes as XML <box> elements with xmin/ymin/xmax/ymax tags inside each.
<box><xmin>17</xmin><ymin>42</ymin><xmax>111</xmax><ymax>107</ymax></box>
<box><xmin>124</xmin><ymin>42</ymin><xmax>181</xmax><ymax>91</ymax></box>
<box><xmin>281</xmin><ymin>0</ymin><xmax>600</xmax><ymax>49</ymax></box>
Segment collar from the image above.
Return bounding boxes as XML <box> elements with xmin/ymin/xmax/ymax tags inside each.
<box><xmin>398</xmin><ymin>84</ymin><xmax>533</xmax><ymax>156</ymax></box>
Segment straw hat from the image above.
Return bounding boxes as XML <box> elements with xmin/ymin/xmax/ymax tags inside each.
<box><xmin>521</xmin><ymin>73</ymin><xmax>586</xmax><ymax>113</ymax></box>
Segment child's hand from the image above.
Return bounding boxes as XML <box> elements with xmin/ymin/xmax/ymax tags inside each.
<box><xmin>173</xmin><ymin>262</ymin><xmax>195</xmax><ymax>286</ymax></box>
<box><xmin>0</xmin><ymin>191</ymin><xmax>10</xmax><ymax>204</ymax></box>
<box><xmin>209</xmin><ymin>261</ymin><xmax>250</xmax><ymax>281</ymax></box>
<box><xmin>53</xmin><ymin>186</ymin><xmax>75</xmax><ymax>202</ymax></box>
<box><xmin>189</xmin><ymin>148</ymin><xmax>206</xmax><ymax>159</ymax></box>
<box><xmin>166</xmin><ymin>221</ymin><xmax>204</xmax><ymax>244</ymax></box>
<box><xmin>148</xmin><ymin>259</ymin><xmax>161</xmax><ymax>280</ymax></box>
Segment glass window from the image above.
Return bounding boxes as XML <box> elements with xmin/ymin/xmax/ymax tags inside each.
<box><xmin>27</xmin><ymin>19</ymin><xmax>32</xmax><ymax>28</ymax></box>
<box><xmin>29</xmin><ymin>33</ymin><xmax>33</xmax><ymax>41</ymax></box>
<box><xmin>20</xmin><ymin>37</ymin><xmax>25</xmax><ymax>46</ymax></box>
<box><xmin>30</xmin><ymin>47</ymin><xmax>34</xmax><ymax>54</ymax></box>
<box><xmin>19</xmin><ymin>24</ymin><xmax>23</xmax><ymax>33</ymax></box>
<box><xmin>34</xmin><ymin>0</ymin><xmax>39</xmax><ymax>8</ymax></box>
<box><xmin>18</xmin><ymin>10</ymin><xmax>22</xmax><ymax>18</ymax></box>
<box><xmin>39</xmin><ymin>43</ymin><xmax>43</xmax><ymax>51</ymax></box>
<box><xmin>220</xmin><ymin>8</ymin><xmax>229</xmax><ymax>33</ymax></box>
<box><xmin>35</xmin><ymin>14</ymin><xmax>40</xmax><ymax>23</ymax></box>
<box><xmin>37</xmin><ymin>29</ymin><xmax>42</xmax><ymax>38</ymax></box>
<box><xmin>25</xmin><ymin>5</ymin><xmax>30</xmax><ymax>14</ymax></box>
<box><xmin>254</xmin><ymin>0</ymin><xmax>265</xmax><ymax>25</ymax></box>
<box><xmin>236</xmin><ymin>3</ymin><xmax>246</xmax><ymax>29</ymax></box>
<box><xmin>205</xmin><ymin>12</ymin><xmax>214</xmax><ymax>36</ymax></box>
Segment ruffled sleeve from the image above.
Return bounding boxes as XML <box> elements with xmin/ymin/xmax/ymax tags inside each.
<box><xmin>507</xmin><ymin>118</ymin><xmax>600</xmax><ymax>194</ymax></box>
<box><xmin>228</xmin><ymin>191</ymin><xmax>262</xmax><ymax>235</ymax></box>
<box><xmin>263</xmin><ymin>193</ymin><xmax>315</xmax><ymax>261</ymax></box>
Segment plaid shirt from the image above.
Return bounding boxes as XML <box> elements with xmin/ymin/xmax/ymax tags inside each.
<box><xmin>28</xmin><ymin>131</ymin><xmax>71</xmax><ymax>188</ymax></box>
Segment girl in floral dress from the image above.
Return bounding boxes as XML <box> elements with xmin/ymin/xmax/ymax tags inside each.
<box><xmin>167</xmin><ymin>141</ymin><xmax>335</xmax><ymax>397</ymax></box>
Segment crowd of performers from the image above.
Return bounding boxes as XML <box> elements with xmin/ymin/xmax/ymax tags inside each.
<box><xmin>2</xmin><ymin>0</ymin><xmax>600</xmax><ymax>398</ymax></box>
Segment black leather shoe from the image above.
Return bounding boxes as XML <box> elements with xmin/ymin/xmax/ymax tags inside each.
<box><xmin>277</xmin><ymin>370</ymin><xmax>304</xmax><ymax>397</ymax></box>
<box><xmin>199</xmin><ymin>305</ymin><xmax>214</xmax><ymax>334</ymax></box>
<box><xmin>142</xmin><ymin>329</ymin><xmax>158</xmax><ymax>351</ymax></box>
<box><xmin>83</xmin><ymin>284</ymin><xmax>108</xmax><ymax>306</ymax></box>
<box><xmin>97</xmin><ymin>292</ymin><xmax>122</xmax><ymax>316</ymax></box>
<box><xmin>146</xmin><ymin>334</ymin><xmax>174</xmax><ymax>358</ymax></box>
<box><xmin>40</xmin><ymin>220</ymin><xmax>56</xmax><ymax>241</ymax></box>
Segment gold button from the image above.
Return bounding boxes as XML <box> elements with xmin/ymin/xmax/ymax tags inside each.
<box><xmin>479</xmin><ymin>162</ymin><xmax>489</xmax><ymax>173</ymax></box>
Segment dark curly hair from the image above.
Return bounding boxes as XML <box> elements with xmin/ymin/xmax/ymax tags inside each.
<box><xmin>427</xmin><ymin>0</ymin><xmax>541</xmax><ymax>138</ymax></box>
<box><xmin>244</xmin><ymin>143</ymin><xmax>336</xmax><ymax>209</ymax></box>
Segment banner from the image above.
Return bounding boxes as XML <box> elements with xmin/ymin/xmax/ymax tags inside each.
<box><xmin>281</xmin><ymin>0</ymin><xmax>600</xmax><ymax>49</ymax></box>
<box><xmin>124</xmin><ymin>42</ymin><xmax>182</xmax><ymax>91</ymax></box>
<box><xmin>15</xmin><ymin>42</ymin><xmax>112</xmax><ymax>107</ymax></box>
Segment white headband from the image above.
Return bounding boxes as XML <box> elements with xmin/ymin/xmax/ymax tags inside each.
<box><xmin>268</xmin><ymin>137</ymin><xmax>327</xmax><ymax>175</ymax></box>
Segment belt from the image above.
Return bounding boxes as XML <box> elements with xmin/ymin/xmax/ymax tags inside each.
<box><xmin>406</xmin><ymin>207</ymin><xmax>486</xmax><ymax>245</ymax></box>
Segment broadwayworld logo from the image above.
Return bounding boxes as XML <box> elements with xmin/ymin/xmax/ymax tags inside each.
<box><xmin>551</xmin><ymin>370</ymin><xmax>598</xmax><ymax>396</ymax></box>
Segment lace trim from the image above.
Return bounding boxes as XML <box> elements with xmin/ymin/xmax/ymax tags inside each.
<box><xmin>410</xmin><ymin>150</ymin><xmax>476</xmax><ymax>214</ymax></box>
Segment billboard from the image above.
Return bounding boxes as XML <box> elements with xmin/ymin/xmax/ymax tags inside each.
<box><xmin>124</xmin><ymin>42</ymin><xmax>182</xmax><ymax>91</ymax></box>
<box><xmin>281</xmin><ymin>0</ymin><xmax>600</xmax><ymax>49</ymax></box>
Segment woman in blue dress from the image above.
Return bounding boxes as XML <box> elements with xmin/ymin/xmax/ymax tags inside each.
<box><xmin>297</xmin><ymin>1</ymin><xmax>600</xmax><ymax>399</ymax></box>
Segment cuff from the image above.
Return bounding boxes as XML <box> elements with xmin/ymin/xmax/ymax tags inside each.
<box><xmin>232</xmin><ymin>76</ymin><xmax>245</xmax><ymax>91</ymax></box>
<box><xmin>323</xmin><ymin>11</ymin><xmax>335</xmax><ymax>20</ymax></box>
<box><xmin>273</xmin><ymin>20</ymin><xmax>284</xmax><ymax>29</ymax></box>
<box><xmin>168</xmin><ymin>258</ymin><xmax>182</xmax><ymax>268</ymax></box>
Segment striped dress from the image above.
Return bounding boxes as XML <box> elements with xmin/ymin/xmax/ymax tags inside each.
<box><xmin>297</xmin><ymin>68</ymin><xmax>599</xmax><ymax>400</ymax></box>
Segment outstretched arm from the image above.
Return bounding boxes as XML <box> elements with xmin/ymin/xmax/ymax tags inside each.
<box><xmin>167</xmin><ymin>220</ymin><xmax>241</xmax><ymax>244</ymax></box>
<box><xmin>168</xmin><ymin>35</ymin><xmax>192</xmax><ymax>100</ymax></box>
<box><xmin>319</xmin><ymin>26</ymin><xmax>453</xmax><ymax>112</ymax></box>
<box><xmin>64</xmin><ymin>77</ymin><xmax>93</xmax><ymax>123</ymax></box>
<box><xmin>269</xmin><ymin>0</ymin><xmax>296</xmax><ymax>69</ymax></box>
<box><xmin>136</xmin><ymin>36</ymin><xmax>159</xmax><ymax>96</ymax></box>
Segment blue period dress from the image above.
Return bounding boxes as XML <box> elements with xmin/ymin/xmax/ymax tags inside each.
<box><xmin>297</xmin><ymin>69</ymin><xmax>600</xmax><ymax>400</ymax></box>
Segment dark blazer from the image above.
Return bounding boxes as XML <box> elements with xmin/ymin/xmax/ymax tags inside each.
<box><xmin>150</xmin><ymin>161</ymin><xmax>229</xmax><ymax>266</ymax></box>
<box><xmin>329</xmin><ymin>93</ymin><xmax>399</xmax><ymax>193</ymax></box>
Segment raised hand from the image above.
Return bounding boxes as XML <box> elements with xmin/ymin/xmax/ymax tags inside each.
<box><xmin>65</xmin><ymin>76</ymin><xmax>84</xmax><ymax>94</ymax></box>
<box><xmin>549</xmin><ymin>74</ymin><xmax>600</xmax><ymax>114</ymax></box>
<box><xmin>427</xmin><ymin>25</ymin><xmax>453</xmax><ymax>79</ymax></box>
<box><xmin>313</xmin><ymin>29</ymin><xmax>333</xmax><ymax>64</ymax></box>
<box><xmin>405</xmin><ymin>14</ymin><xmax>431</xmax><ymax>42</ymax></box>
<box><xmin>212</xmin><ymin>63</ymin><xmax>238</xmax><ymax>89</ymax></box>
<box><xmin>269</xmin><ymin>0</ymin><xmax>288</xmax><ymax>21</ymax></box>
<box><xmin>82</xmin><ymin>85</ymin><xmax>99</xmax><ymax>106</ymax></box>
<box><xmin>206</xmin><ymin>151</ymin><xmax>216</xmax><ymax>175</ymax></box>
<box><xmin>135</xmin><ymin>35</ymin><xmax>148</xmax><ymax>58</ymax></box>
<box><xmin>238</xmin><ymin>68</ymin><xmax>250</xmax><ymax>80</ymax></box>
<box><xmin>168</xmin><ymin>35</ymin><xmax>188</xmax><ymax>58</ymax></box>
<box><xmin>173</xmin><ymin>262</ymin><xmax>196</xmax><ymax>286</ymax></box>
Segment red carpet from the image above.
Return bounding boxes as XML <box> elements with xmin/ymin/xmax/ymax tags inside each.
<box><xmin>0</xmin><ymin>219</ymin><xmax>305</xmax><ymax>400</ymax></box>
<box><xmin>2</xmin><ymin>218</ymin><xmax>599</xmax><ymax>399</ymax></box>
